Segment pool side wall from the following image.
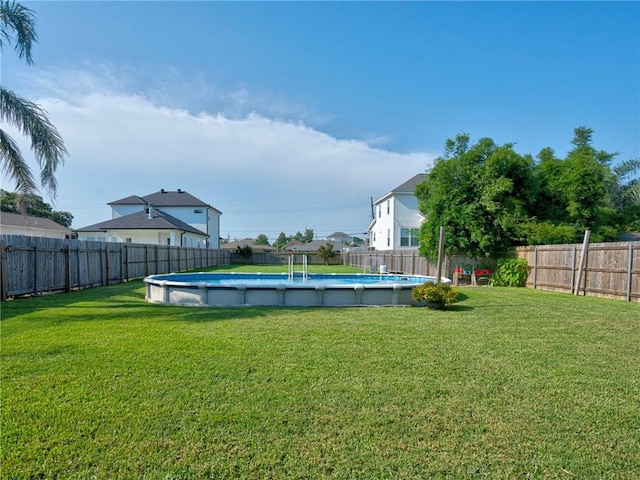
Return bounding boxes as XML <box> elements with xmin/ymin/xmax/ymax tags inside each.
<box><xmin>145</xmin><ymin>282</ymin><xmax>423</xmax><ymax>307</ymax></box>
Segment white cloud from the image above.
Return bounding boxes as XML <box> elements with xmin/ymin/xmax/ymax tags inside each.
<box><xmin>4</xmin><ymin>65</ymin><xmax>435</xmax><ymax>239</ymax></box>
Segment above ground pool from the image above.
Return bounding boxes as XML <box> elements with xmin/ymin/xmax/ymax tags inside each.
<box><xmin>144</xmin><ymin>272</ymin><xmax>451</xmax><ymax>307</ymax></box>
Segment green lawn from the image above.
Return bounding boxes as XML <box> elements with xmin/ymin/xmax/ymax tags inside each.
<box><xmin>2</xmin><ymin>267</ymin><xmax>639</xmax><ymax>479</ymax></box>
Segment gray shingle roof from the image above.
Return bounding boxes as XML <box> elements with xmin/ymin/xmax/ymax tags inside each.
<box><xmin>75</xmin><ymin>209</ymin><xmax>207</xmax><ymax>236</ymax></box>
<box><xmin>0</xmin><ymin>212</ymin><xmax>70</xmax><ymax>233</ymax></box>
<box><xmin>109</xmin><ymin>190</ymin><xmax>211</xmax><ymax>208</ymax></box>
<box><xmin>390</xmin><ymin>173</ymin><xmax>427</xmax><ymax>194</ymax></box>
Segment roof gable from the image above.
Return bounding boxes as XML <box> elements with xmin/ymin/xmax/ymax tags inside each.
<box><xmin>141</xmin><ymin>189</ymin><xmax>209</xmax><ymax>207</ymax></box>
<box><xmin>0</xmin><ymin>212</ymin><xmax>70</xmax><ymax>233</ymax></box>
<box><xmin>373</xmin><ymin>173</ymin><xmax>427</xmax><ymax>205</ymax></box>
<box><xmin>75</xmin><ymin>208</ymin><xmax>207</xmax><ymax>236</ymax></box>
<box><xmin>108</xmin><ymin>190</ymin><xmax>212</xmax><ymax>208</ymax></box>
<box><xmin>108</xmin><ymin>195</ymin><xmax>146</xmax><ymax>206</ymax></box>
<box><xmin>390</xmin><ymin>173</ymin><xmax>427</xmax><ymax>194</ymax></box>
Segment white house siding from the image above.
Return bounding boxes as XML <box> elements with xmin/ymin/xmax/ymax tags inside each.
<box><xmin>370</xmin><ymin>194</ymin><xmax>395</xmax><ymax>250</ymax></box>
<box><xmin>77</xmin><ymin>229</ymin><xmax>207</xmax><ymax>247</ymax></box>
<box><xmin>159</xmin><ymin>206</ymin><xmax>220</xmax><ymax>248</ymax></box>
<box><xmin>0</xmin><ymin>225</ymin><xmax>68</xmax><ymax>239</ymax></box>
<box><xmin>111</xmin><ymin>205</ymin><xmax>144</xmax><ymax>218</ymax></box>
<box><xmin>207</xmin><ymin>208</ymin><xmax>220</xmax><ymax>249</ymax></box>
<box><xmin>369</xmin><ymin>194</ymin><xmax>423</xmax><ymax>251</ymax></box>
<box><xmin>393</xmin><ymin>194</ymin><xmax>423</xmax><ymax>248</ymax></box>
<box><xmin>109</xmin><ymin>205</ymin><xmax>219</xmax><ymax>248</ymax></box>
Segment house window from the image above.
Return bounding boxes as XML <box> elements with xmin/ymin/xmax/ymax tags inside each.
<box><xmin>125</xmin><ymin>238</ymin><xmax>132</xmax><ymax>243</ymax></box>
<box><xmin>400</xmin><ymin>228</ymin><xmax>420</xmax><ymax>247</ymax></box>
<box><xmin>378</xmin><ymin>205</ymin><xmax>381</xmax><ymax>218</ymax></box>
<box><xmin>386</xmin><ymin>199</ymin><xmax>390</xmax><ymax>215</ymax></box>
<box><xmin>194</xmin><ymin>209</ymin><xmax>203</xmax><ymax>214</ymax></box>
<box><xmin>387</xmin><ymin>229</ymin><xmax>391</xmax><ymax>247</ymax></box>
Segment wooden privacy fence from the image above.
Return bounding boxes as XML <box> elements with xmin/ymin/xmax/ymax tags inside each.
<box><xmin>0</xmin><ymin>235</ymin><xmax>231</xmax><ymax>300</ymax></box>
<box><xmin>516</xmin><ymin>241</ymin><xmax>639</xmax><ymax>302</ymax></box>
<box><xmin>232</xmin><ymin>251</ymin><xmax>343</xmax><ymax>265</ymax></box>
<box><xmin>341</xmin><ymin>249</ymin><xmax>479</xmax><ymax>277</ymax></box>
<box><xmin>343</xmin><ymin>242</ymin><xmax>639</xmax><ymax>302</ymax></box>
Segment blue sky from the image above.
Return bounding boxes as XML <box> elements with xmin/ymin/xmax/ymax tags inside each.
<box><xmin>2</xmin><ymin>1</ymin><xmax>638</xmax><ymax>241</ymax></box>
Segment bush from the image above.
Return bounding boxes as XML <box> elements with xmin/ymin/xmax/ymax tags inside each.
<box><xmin>490</xmin><ymin>258</ymin><xmax>528</xmax><ymax>287</ymax></box>
<box><xmin>412</xmin><ymin>282</ymin><xmax>459</xmax><ymax>309</ymax></box>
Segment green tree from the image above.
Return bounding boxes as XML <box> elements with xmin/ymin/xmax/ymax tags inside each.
<box><xmin>254</xmin><ymin>233</ymin><xmax>270</xmax><ymax>245</ymax></box>
<box><xmin>235</xmin><ymin>245</ymin><xmax>253</xmax><ymax>259</ymax></box>
<box><xmin>0</xmin><ymin>189</ymin><xmax>73</xmax><ymax>227</ymax></box>
<box><xmin>562</xmin><ymin>127</ymin><xmax>614</xmax><ymax>227</ymax></box>
<box><xmin>1</xmin><ymin>1</ymin><xmax>67</xmax><ymax>198</ymax></box>
<box><xmin>303</xmin><ymin>228</ymin><xmax>314</xmax><ymax>243</ymax></box>
<box><xmin>317</xmin><ymin>243</ymin><xmax>337</xmax><ymax>265</ymax></box>
<box><xmin>274</xmin><ymin>232</ymin><xmax>288</xmax><ymax>251</ymax></box>
<box><xmin>531</xmin><ymin>127</ymin><xmax>626</xmax><ymax>243</ymax></box>
<box><xmin>417</xmin><ymin>134</ymin><xmax>535</xmax><ymax>260</ymax></box>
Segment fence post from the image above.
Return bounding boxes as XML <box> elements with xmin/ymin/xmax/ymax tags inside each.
<box><xmin>105</xmin><ymin>244</ymin><xmax>110</xmax><ymax>286</ymax></box>
<box><xmin>533</xmin><ymin>246</ymin><xmax>538</xmax><ymax>289</ymax></box>
<box><xmin>66</xmin><ymin>243</ymin><xmax>72</xmax><ymax>292</ymax></box>
<box><xmin>436</xmin><ymin>227</ymin><xmax>445</xmax><ymax>283</ymax></box>
<box><xmin>627</xmin><ymin>242</ymin><xmax>633</xmax><ymax>302</ymax></box>
<box><xmin>570</xmin><ymin>245</ymin><xmax>576</xmax><ymax>294</ymax></box>
<box><xmin>76</xmin><ymin>245</ymin><xmax>81</xmax><ymax>289</ymax></box>
<box><xmin>574</xmin><ymin>230</ymin><xmax>591</xmax><ymax>295</ymax></box>
<box><xmin>124</xmin><ymin>244</ymin><xmax>129</xmax><ymax>281</ymax></box>
<box><xmin>0</xmin><ymin>240</ymin><xmax>7</xmax><ymax>301</ymax></box>
<box><xmin>33</xmin><ymin>243</ymin><xmax>38</xmax><ymax>296</ymax></box>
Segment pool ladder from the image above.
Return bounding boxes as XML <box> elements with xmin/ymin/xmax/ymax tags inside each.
<box><xmin>288</xmin><ymin>254</ymin><xmax>308</xmax><ymax>281</ymax></box>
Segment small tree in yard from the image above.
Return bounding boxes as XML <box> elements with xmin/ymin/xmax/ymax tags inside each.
<box><xmin>317</xmin><ymin>243</ymin><xmax>337</xmax><ymax>265</ymax></box>
<box><xmin>235</xmin><ymin>245</ymin><xmax>253</xmax><ymax>263</ymax></box>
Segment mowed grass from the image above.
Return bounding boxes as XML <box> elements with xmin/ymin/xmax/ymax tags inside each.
<box><xmin>1</xmin><ymin>266</ymin><xmax>639</xmax><ymax>479</ymax></box>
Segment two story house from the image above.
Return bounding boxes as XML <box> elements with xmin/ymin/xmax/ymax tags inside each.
<box><xmin>75</xmin><ymin>189</ymin><xmax>221</xmax><ymax>248</ymax></box>
<box><xmin>367</xmin><ymin>173</ymin><xmax>426</xmax><ymax>251</ymax></box>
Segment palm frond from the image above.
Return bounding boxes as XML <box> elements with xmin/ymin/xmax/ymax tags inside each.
<box><xmin>0</xmin><ymin>87</ymin><xmax>67</xmax><ymax>197</ymax></box>
<box><xmin>622</xmin><ymin>179</ymin><xmax>640</xmax><ymax>205</ymax></box>
<box><xmin>0</xmin><ymin>0</ymin><xmax>37</xmax><ymax>64</ymax></box>
<box><xmin>613</xmin><ymin>158</ymin><xmax>640</xmax><ymax>182</ymax></box>
<box><xmin>0</xmin><ymin>128</ymin><xmax>36</xmax><ymax>194</ymax></box>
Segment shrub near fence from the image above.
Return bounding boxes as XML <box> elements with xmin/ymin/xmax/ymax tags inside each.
<box><xmin>0</xmin><ymin>235</ymin><xmax>231</xmax><ymax>300</ymax></box>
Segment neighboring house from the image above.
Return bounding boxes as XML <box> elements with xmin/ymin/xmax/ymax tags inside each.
<box><xmin>367</xmin><ymin>173</ymin><xmax>426</xmax><ymax>251</ymax></box>
<box><xmin>221</xmin><ymin>238</ymin><xmax>277</xmax><ymax>252</ymax></box>
<box><xmin>75</xmin><ymin>189</ymin><xmax>221</xmax><ymax>248</ymax></box>
<box><xmin>286</xmin><ymin>240</ymin><xmax>349</xmax><ymax>252</ymax></box>
<box><xmin>326</xmin><ymin>231</ymin><xmax>363</xmax><ymax>246</ymax></box>
<box><xmin>0</xmin><ymin>212</ymin><xmax>71</xmax><ymax>239</ymax></box>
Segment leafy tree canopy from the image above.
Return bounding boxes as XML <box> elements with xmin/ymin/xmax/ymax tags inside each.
<box><xmin>417</xmin><ymin>128</ymin><xmax>638</xmax><ymax>260</ymax></box>
<box><xmin>417</xmin><ymin>134</ymin><xmax>535</xmax><ymax>260</ymax></box>
<box><xmin>274</xmin><ymin>232</ymin><xmax>288</xmax><ymax>251</ymax></box>
<box><xmin>254</xmin><ymin>233</ymin><xmax>269</xmax><ymax>245</ymax></box>
<box><xmin>317</xmin><ymin>243</ymin><xmax>337</xmax><ymax>265</ymax></box>
<box><xmin>1</xmin><ymin>189</ymin><xmax>73</xmax><ymax>227</ymax></box>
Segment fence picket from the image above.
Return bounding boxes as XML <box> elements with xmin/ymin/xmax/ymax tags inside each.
<box><xmin>0</xmin><ymin>235</ymin><xmax>231</xmax><ymax>299</ymax></box>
